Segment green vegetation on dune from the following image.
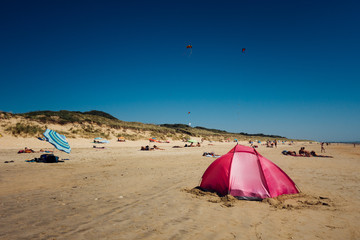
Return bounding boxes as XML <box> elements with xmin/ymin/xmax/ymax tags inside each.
<box><xmin>83</xmin><ymin>110</ymin><xmax>118</xmax><ymax>120</ymax></box>
<box><xmin>0</xmin><ymin>110</ymin><xmax>290</xmax><ymax>140</ymax></box>
<box><xmin>5</xmin><ymin>123</ymin><xmax>45</xmax><ymax>137</ymax></box>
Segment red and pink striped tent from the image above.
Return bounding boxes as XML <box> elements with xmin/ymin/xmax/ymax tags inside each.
<box><xmin>200</xmin><ymin>144</ymin><xmax>299</xmax><ymax>200</ymax></box>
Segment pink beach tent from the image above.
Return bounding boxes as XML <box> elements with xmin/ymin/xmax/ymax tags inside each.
<box><xmin>200</xmin><ymin>144</ymin><xmax>299</xmax><ymax>200</ymax></box>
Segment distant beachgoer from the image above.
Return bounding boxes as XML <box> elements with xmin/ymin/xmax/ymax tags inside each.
<box><xmin>321</xmin><ymin>142</ymin><xmax>325</xmax><ymax>153</ymax></box>
<box><xmin>274</xmin><ymin>140</ymin><xmax>277</xmax><ymax>148</ymax></box>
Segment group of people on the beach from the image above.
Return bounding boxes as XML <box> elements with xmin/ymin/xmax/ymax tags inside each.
<box><xmin>282</xmin><ymin>147</ymin><xmax>315</xmax><ymax>157</ymax></box>
<box><xmin>282</xmin><ymin>145</ymin><xmax>332</xmax><ymax>158</ymax></box>
<box><xmin>266</xmin><ymin>140</ymin><xmax>277</xmax><ymax>148</ymax></box>
<box><xmin>140</xmin><ymin>145</ymin><xmax>164</xmax><ymax>151</ymax></box>
<box><xmin>18</xmin><ymin>147</ymin><xmax>53</xmax><ymax>154</ymax></box>
<box><xmin>184</xmin><ymin>142</ymin><xmax>201</xmax><ymax>147</ymax></box>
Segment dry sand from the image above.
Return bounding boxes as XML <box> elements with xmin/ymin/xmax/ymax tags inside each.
<box><xmin>0</xmin><ymin>138</ymin><xmax>359</xmax><ymax>240</ymax></box>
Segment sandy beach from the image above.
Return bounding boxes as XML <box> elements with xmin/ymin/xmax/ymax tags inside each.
<box><xmin>0</xmin><ymin>138</ymin><xmax>359</xmax><ymax>240</ymax></box>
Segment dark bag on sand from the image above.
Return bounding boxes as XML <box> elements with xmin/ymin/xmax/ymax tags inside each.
<box><xmin>40</xmin><ymin>154</ymin><xmax>59</xmax><ymax>163</ymax></box>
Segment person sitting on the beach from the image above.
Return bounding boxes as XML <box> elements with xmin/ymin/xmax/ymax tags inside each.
<box><xmin>196</xmin><ymin>142</ymin><xmax>201</xmax><ymax>147</ymax></box>
<box><xmin>299</xmin><ymin>147</ymin><xmax>305</xmax><ymax>155</ymax></box>
<box><xmin>299</xmin><ymin>147</ymin><xmax>311</xmax><ymax>157</ymax></box>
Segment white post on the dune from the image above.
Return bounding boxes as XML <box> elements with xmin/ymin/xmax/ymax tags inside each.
<box><xmin>188</xmin><ymin>112</ymin><xmax>191</xmax><ymax>126</ymax></box>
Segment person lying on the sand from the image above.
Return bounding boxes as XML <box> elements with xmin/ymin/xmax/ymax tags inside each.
<box><xmin>202</xmin><ymin>152</ymin><xmax>221</xmax><ymax>157</ymax></box>
<box><xmin>153</xmin><ymin>145</ymin><xmax>164</xmax><ymax>150</ymax></box>
<box><xmin>18</xmin><ymin>147</ymin><xmax>35</xmax><ymax>154</ymax></box>
<box><xmin>310</xmin><ymin>151</ymin><xmax>333</xmax><ymax>158</ymax></box>
<box><xmin>39</xmin><ymin>149</ymin><xmax>53</xmax><ymax>153</ymax></box>
<box><xmin>282</xmin><ymin>150</ymin><xmax>297</xmax><ymax>156</ymax></box>
<box><xmin>93</xmin><ymin>145</ymin><xmax>105</xmax><ymax>149</ymax></box>
<box><xmin>196</xmin><ymin>142</ymin><xmax>201</xmax><ymax>147</ymax></box>
<box><xmin>287</xmin><ymin>151</ymin><xmax>297</xmax><ymax>156</ymax></box>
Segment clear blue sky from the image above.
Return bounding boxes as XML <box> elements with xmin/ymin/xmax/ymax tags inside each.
<box><xmin>1</xmin><ymin>0</ymin><xmax>359</xmax><ymax>142</ymax></box>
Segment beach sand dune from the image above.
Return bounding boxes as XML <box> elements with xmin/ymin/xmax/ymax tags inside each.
<box><xmin>0</xmin><ymin>140</ymin><xmax>359</xmax><ymax>239</ymax></box>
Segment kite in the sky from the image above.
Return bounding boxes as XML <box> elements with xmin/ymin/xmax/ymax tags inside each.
<box><xmin>185</xmin><ymin>44</ymin><xmax>193</xmax><ymax>56</ymax></box>
<box><xmin>242</xmin><ymin>48</ymin><xmax>246</xmax><ymax>53</ymax></box>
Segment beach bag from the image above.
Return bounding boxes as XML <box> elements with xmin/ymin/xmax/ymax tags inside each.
<box><xmin>40</xmin><ymin>154</ymin><xmax>59</xmax><ymax>163</ymax></box>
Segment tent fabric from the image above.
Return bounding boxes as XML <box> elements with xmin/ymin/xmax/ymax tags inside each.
<box><xmin>200</xmin><ymin>144</ymin><xmax>298</xmax><ymax>200</ymax></box>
